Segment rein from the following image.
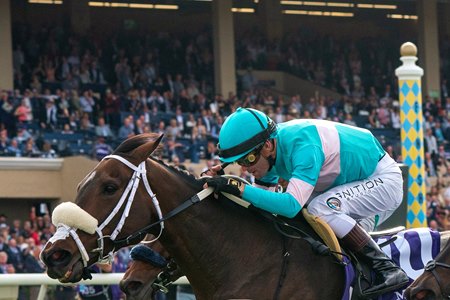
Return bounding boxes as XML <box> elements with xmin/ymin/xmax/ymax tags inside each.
<box><xmin>424</xmin><ymin>260</ymin><xmax>450</xmax><ymax>299</ymax></box>
<box><xmin>113</xmin><ymin>187</ymin><xmax>214</xmax><ymax>249</ymax></box>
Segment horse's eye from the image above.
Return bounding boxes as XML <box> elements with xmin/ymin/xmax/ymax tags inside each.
<box><xmin>103</xmin><ymin>184</ymin><xmax>118</xmax><ymax>195</ymax></box>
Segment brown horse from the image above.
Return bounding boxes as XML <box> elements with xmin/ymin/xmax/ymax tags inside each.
<box><xmin>40</xmin><ymin>133</ymin><xmax>346</xmax><ymax>299</ymax></box>
<box><xmin>404</xmin><ymin>234</ymin><xmax>450</xmax><ymax>300</ymax></box>
<box><xmin>120</xmin><ymin>238</ymin><xmax>183</xmax><ymax>300</ymax></box>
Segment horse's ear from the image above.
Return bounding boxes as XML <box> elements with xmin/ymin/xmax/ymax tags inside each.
<box><xmin>132</xmin><ymin>134</ymin><xmax>164</xmax><ymax>163</ymax></box>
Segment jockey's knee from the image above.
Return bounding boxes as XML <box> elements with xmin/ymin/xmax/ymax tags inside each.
<box><xmin>306</xmin><ymin>201</ymin><xmax>356</xmax><ymax>238</ymax></box>
<box><xmin>306</xmin><ymin>195</ymin><xmax>343</xmax><ymax>218</ymax></box>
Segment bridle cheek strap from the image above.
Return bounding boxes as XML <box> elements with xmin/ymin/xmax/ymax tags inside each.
<box><xmin>101</xmin><ymin>155</ymin><xmax>164</xmax><ymax>237</ymax></box>
<box><xmin>425</xmin><ymin>260</ymin><xmax>450</xmax><ymax>299</ymax></box>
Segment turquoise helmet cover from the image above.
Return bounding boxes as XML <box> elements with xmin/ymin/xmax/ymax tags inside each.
<box><xmin>218</xmin><ymin>107</ymin><xmax>277</xmax><ymax>163</ymax></box>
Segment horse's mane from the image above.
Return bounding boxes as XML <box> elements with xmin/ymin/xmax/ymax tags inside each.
<box><xmin>112</xmin><ymin>133</ymin><xmax>203</xmax><ymax>189</ymax></box>
<box><xmin>151</xmin><ymin>157</ymin><xmax>204</xmax><ymax>190</ymax></box>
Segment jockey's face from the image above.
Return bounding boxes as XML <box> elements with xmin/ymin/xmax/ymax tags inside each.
<box><xmin>241</xmin><ymin>140</ymin><xmax>274</xmax><ymax>179</ymax></box>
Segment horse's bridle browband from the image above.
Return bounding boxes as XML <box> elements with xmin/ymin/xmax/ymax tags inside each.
<box><xmin>424</xmin><ymin>259</ymin><xmax>450</xmax><ymax>299</ymax></box>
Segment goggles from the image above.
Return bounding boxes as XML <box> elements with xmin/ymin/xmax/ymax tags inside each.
<box><xmin>236</xmin><ymin>144</ymin><xmax>264</xmax><ymax>167</ymax></box>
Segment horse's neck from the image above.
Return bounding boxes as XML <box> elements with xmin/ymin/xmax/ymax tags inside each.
<box><xmin>146</xmin><ymin>161</ymin><xmax>341</xmax><ymax>299</ymax></box>
<box><xmin>149</xmin><ymin>171</ymin><xmax>285</xmax><ymax>295</ymax></box>
<box><xmin>159</xmin><ymin>207</ymin><xmax>288</xmax><ymax>298</ymax></box>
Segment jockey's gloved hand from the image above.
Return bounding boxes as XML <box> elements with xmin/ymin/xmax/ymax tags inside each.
<box><xmin>205</xmin><ymin>176</ymin><xmax>244</xmax><ymax>198</ymax></box>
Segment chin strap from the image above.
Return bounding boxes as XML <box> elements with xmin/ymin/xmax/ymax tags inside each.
<box><xmin>266</xmin><ymin>140</ymin><xmax>276</xmax><ymax>171</ymax></box>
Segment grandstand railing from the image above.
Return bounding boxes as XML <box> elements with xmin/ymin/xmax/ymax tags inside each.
<box><xmin>0</xmin><ymin>273</ymin><xmax>189</xmax><ymax>300</ymax></box>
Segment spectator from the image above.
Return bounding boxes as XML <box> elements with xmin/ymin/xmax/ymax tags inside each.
<box><xmin>104</xmin><ymin>89</ymin><xmax>121</xmax><ymax>130</ymax></box>
<box><xmin>95</xmin><ymin>117</ymin><xmax>114</xmax><ymax>139</ymax></box>
<box><xmin>205</xmin><ymin>140</ymin><xmax>218</xmax><ymax>160</ymax></box>
<box><xmin>133</xmin><ymin>116</ymin><xmax>147</xmax><ymax>135</ymax></box>
<box><xmin>172</xmin><ymin>155</ymin><xmax>187</xmax><ymax>171</ymax></box>
<box><xmin>172</xmin><ymin>74</ymin><xmax>185</xmax><ymax>100</ymax></box>
<box><xmin>165</xmin><ymin>139</ymin><xmax>185</xmax><ymax>163</ymax></box>
<box><xmin>117</xmin><ymin>116</ymin><xmax>135</xmax><ymax>141</ymax></box>
<box><xmin>240</xmin><ymin>67</ymin><xmax>258</xmax><ymax>92</ymax></box>
<box><xmin>0</xmin><ymin>251</ymin><xmax>14</xmax><ymax>274</ymax></box>
<box><xmin>6</xmin><ymin>139</ymin><xmax>22</xmax><ymax>157</ymax></box>
<box><xmin>210</xmin><ymin>114</ymin><xmax>223</xmax><ymax>139</ymax></box>
<box><xmin>165</xmin><ymin>118</ymin><xmax>181</xmax><ymax>141</ymax></box>
<box><xmin>10</xmin><ymin>219</ymin><xmax>24</xmax><ymax>239</ymax></box>
<box><xmin>390</xmin><ymin>105</ymin><xmax>401</xmax><ymax>129</ymax></box>
<box><xmin>80</xmin><ymin>112</ymin><xmax>95</xmax><ymax>131</ymax></box>
<box><xmin>41</xmin><ymin>141</ymin><xmax>57</xmax><ymax>158</ymax></box>
<box><xmin>14</xmin><ymin>99</ymin><xmax>33</xmax><ymax>124</ymax></box>
<box><xmin>21</xmin><ymin>221</ymin><xmax>39</xmax><ymax>245</ymax></box>
<box><xmin>16</xmin><ymin>126</ymin><xmax>32</xmax><ymax>145</ymax></box>
<box><xmin>6</xmin><ymin>238</ymin><xmax>23</xmax><ymax>273</ymax></box>
<box><xmin>79</xmin><ymin>90</ymin><xmax>96</xmax><ymax>120</ymax></box>
<box><xmin>92</xmin><ymin>136</ymin><xmax>113</xmax><ymax>161</ymax></box>
<box><xmin>41</xmin><ymin>98</ymin><xmax>58</xmax><ymax>130</ymax></box>
<box><xmin>21</xmin><ymin>243</ymin><xmax>46</xmax><ymax>300</ymax></box>
<box><xmin>21</xmin><ymin>138</ymin><xmax>40</xmax><ymax>158</ymax></box>
<box><xmin>429</xmin><ymin>219</ymin><xmax>439</xmax><ymax>231</ymax></box>
<box><xmin>343</xmin><ymin>113</ymin><xmax>357</xmax><ymax>126</ymax></box>
<box><xmin>425</xmin><ymin>152</ymin><xmax>438</xmax><ymax>178</ymax></box>
<box><xmin>184</xmin><ymin>113</ymin><xmax>196</xmax><ymax>138</ymax></box>
<box><xmin>174</xmin><ymin>107</ymin><xmax>185</xmax><ymax>135</ymax></box>
<box><xmin>425</xmin><ymin>128</ymin><xmax>438</xmax><ymax>157</ymax></box>
<box><xmin>57</xmin><ymin>90</ymin><xmax>72</xmax><ymax>121</ymax></box>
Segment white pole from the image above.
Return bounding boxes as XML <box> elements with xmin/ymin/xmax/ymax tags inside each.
<box><xmin>0</xmin><ymin>274</ymin><xmax>190</xmax><ymax>300</ymax></box>
<box><xmin>37</xmin><ymin>285</ymin><xmax>47</xmax><ymax>300</ymax></box>
<box><xmin>0</xmin><ymin>273</ymin><xmax>189</xmax><ymax>285</ymax></box>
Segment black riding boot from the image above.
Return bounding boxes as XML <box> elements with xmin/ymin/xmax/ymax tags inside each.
<box><xmin>341</xmin><ymin>224</ymin><xmax>409</xmax><ymax>298</ymax></box>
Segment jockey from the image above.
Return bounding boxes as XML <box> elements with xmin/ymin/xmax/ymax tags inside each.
<box><xmin>204</xmin><ymin>107</ymin><xmax>409</xmax><ymax>298</ymax></box>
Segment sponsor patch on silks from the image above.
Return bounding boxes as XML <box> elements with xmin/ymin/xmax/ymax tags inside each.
<box><xmin>326</xmin><ymin>197</ymin><xmax>342</xmax><ymax>211</ymax></box>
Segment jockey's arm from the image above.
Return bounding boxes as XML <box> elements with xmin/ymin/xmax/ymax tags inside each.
<box><xmin>241</xmin><ymin>146</ymin><xmax>322</xmax><ymax>218</ymax></box>
<box><xmin>243</xmin><ymin>178</ymin><xmax>314</xmax><ymax>218</ymax></box>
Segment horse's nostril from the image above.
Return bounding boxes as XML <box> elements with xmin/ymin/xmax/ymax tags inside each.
<box><xmin>45</xmin><ymin>249</ymin><xmax>72</xmax><ymax>267</ymax></box>
<box><xmin>412</xmin><ymin>289</ymin><xmax>435</xmax><ymax>300</ymax></box>
<box><xmin>121</xmin><ymin>280</ymin><xmax>143</xmax><ymax>295</ymax></box>
<box><xmin>51</xmin><ymin>251</ymin><xmax>64</xmax><ymax>261</ymax></box>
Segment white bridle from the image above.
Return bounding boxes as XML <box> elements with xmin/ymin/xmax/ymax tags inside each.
<box><xmin>43</xmin><ymin>155</ymin><xmax>164</xmax><ymax>267</ymax></box>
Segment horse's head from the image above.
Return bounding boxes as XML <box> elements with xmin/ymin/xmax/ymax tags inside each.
<box><xmin>120</xmin><ymin>238</ymin><xmax>182</xmax><ymax>299</ymax></box>
<box><xmin>40</xmin><ymin>133</ymin><xmax>164</xmax><ymax>283</ymax></box>
<box><xmin>405</xmin><ymin>238</ymin><xmax>450</xmax><ymax>300</ymax></box>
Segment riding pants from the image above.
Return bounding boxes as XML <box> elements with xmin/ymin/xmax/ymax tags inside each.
<box><xmin>306</xmin><ymin>154</ymin><xmax>403</xmax><ymax>238</ymax></box>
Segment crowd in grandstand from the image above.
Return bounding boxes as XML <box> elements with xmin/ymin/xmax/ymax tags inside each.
<box><xmin>0</xmin><ymin>22</ymin><xmax>450</xmax><ymax>299</ymax></box>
